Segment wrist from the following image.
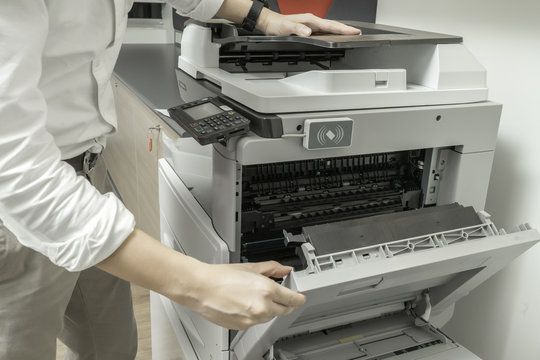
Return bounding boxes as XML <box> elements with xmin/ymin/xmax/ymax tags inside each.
<box><xmin>166</xmin><ymin>254</ymin><xmax>208</xmax><ymax>307</ymax></box>
<box><xmin>255</xmin><ymin>7</ymin><xmax>272</xmax><ymax>33</ymax></box>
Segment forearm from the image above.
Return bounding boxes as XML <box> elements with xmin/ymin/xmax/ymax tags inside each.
<box><xmin>216</xmin><ymin>0</ymin><xmax>360</xmax><ymax>36</ymax></box>
<box><xmin>97</xmin><ymin>228</ymin><xmax>305</xmax><ymax>330</ymax></box>
<box><xmin>97</xmin><ymin>228</ymin><xmax>202</xmax><ymax>306</ymax></box>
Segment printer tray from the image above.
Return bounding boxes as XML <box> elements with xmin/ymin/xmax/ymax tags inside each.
<box><xmin>273</xmin><ymin>312</ymin><xmax>481</xmax><ymax>360</ymax></box>
<box><xmin>231</xmin><ymin>213</ymin><xmax>539</xmax><ymax>360</ymax></box>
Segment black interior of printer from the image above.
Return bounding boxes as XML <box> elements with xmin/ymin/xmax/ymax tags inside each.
<box><xmin>240</xmin><ymin>150</ymin><xmax>427</xmax><ymax>267</ymax></box>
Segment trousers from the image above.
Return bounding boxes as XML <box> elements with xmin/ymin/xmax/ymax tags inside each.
<box><xmin>0</xmin><ymin>157</ymin><xmax>137</xmax><ymax>360</ymax></box>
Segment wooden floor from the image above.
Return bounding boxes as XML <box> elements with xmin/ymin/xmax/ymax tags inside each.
<box><xmin>56</xmin><ymin>285</ymin><xmax>152</xmax><ymax>359</ymax></box>
<box><xmin>133</xmin><ymin>285</ymin><xmax>152</xmax><ymax>359</ymax></box>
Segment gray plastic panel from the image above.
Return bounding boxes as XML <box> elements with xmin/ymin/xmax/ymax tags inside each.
<box><xmin>303</xmin><ymin>204</ymin><xmax>481</xmax><ymax>256</ymax></box>
<box><xmin>231</xmin><ymin>215</ymin><xmax>539</xmax><ymax>360</ymax></box>
<box><xmin>235</xmin><ymin>102</ymin><xmax>501</xmax><ymax>165</ymax></box>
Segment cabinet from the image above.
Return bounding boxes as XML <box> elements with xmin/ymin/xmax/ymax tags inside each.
<box><xmin>102</xmin><ymin>75</ymin><xmax>179</xmax><ymax>239</ymax></box>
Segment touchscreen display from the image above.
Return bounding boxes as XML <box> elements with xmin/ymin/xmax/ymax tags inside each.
<box><xmin>184</xmin><ymin>102</ymin><xmax>223</xmax><ymax>119</ymax></box>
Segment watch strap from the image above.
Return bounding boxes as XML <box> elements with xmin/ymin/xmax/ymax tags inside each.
<box><xmin>241</xmin><ymin>0</ymin><xmax>264</xmax><ymax>32</ymax></box>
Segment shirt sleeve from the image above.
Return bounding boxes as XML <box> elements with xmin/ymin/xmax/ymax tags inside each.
<box><xmin>0</xmin><ymin>1</ymin><xmax>136</xmax><ymax>272</ymax></box>
<box><xmin>167</xmin><ymin>0</ymin><xmax>224</xmax><ymax>20</ymax></box>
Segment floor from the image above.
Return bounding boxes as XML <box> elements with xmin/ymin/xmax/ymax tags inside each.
<box><xmin>56</xmin><ymin>285</ymin><xmax>152</xmax><ymax>359</ymax></box>
<box><xmin>133</xmin><ymin>285</ymin><xmax>153</xmax><ymax>359</ymax></box>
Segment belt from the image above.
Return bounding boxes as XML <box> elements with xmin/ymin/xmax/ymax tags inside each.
<box><xmin>64</xmin><ymin>151</ymin><xmax>99</xmax><ymax>174</ymax></box>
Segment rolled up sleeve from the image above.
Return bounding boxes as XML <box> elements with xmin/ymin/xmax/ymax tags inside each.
<box><xmin>168</xmin><ymin>0</ymin><xmax>224</xmax><ymax>20</ymax></box>
<box><xmin>0</xmin><ymin>1</ymin><xmax>135</xmax><ymax>272</ymax></box>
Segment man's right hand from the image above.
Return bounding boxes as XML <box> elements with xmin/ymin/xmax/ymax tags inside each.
<box><xmin>98</xmin><ymin>229</ymin><xmax>305</xmax><ymax>331</ymax></box>
<box><xmin>181</xmin><ymin>261</ymin><xmax>306</xmax><ymax>330</ymax></box>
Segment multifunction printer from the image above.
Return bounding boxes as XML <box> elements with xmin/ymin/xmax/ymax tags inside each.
<box><xmin>153</xmin><ymin>20</ymin><xmax>539</xmax><ymax>360</ymax></box>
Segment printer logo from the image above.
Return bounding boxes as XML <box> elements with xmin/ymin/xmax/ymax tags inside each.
<box><xmin>317</xmin><ymin>125</ymin><xmax>345</xmax><ymax>146</ymax></box>
<box><xmin>304</xmin><ymin>118</ymin><xmax>353</xmax><ymax>150</ymax></box>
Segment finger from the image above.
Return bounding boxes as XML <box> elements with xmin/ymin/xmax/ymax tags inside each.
<box><xmin>326</xmin><ymin>21</ymin><xmax>361</xmax><ymax>35</ymax></box>
<box><xmin>310</xmin><ymin>19</ymin><xmax>361</xmax><ymax>35</ymax></box>
<box><xmin>329</xmin><ymin>20</ymin><xmax>361</xmax><ymax>35</ymax></box>
<box><xmin>242</xmin><ymin>308</ymin><xmax>279</xmax><ymax>327</ymax></box>
<box><xmin>275</xmin><ymin>302</ymin><xmax>297</xmax><ymax>316</ymax></box>
<box><xmin>272</xmin><ymin>284</ymin><xmax>306</xmax><ymax>308</ymax></box>
<box><xmin>267</xmin><ymin>301</ymin><xmax>294</xmax><ymax>317</ymax></box>
<box><xmin>264</xmin><ymin>261</ymin><xmax>293</xmax><ymax>278</ymax></box>
<box><xmin>286</xmin><ymin>22</ymin><xmax>312</xmax><ymax>37</ymax></box>
<box><xmin>290</xmin><ymin>14</ymin><xmax>361</xmax><ymax>35</ymax></box>
<box><xmin>246</xmin><ymin>260</ymin><xmax>293</xmax><ymax>278</ymax></box>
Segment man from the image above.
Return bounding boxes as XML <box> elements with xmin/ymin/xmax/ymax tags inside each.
<box><xmin>0</xmin><ymin>1</ymin><xmax>360</xmax><ymax>359</ymax></box>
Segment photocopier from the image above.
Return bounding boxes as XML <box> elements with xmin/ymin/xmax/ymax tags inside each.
<box><xmin>153</xmin><ymin>20</ymin><xmax>540</xmax><ymax>360</ymax></box>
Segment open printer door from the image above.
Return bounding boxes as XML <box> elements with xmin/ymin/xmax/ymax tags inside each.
<box><xmin>230</xmin><ymin>215</ymin><xmax>539</xmax><ymax>360</ymax></box>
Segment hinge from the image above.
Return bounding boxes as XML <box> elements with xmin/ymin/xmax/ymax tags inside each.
<box><xmin>414</xmin><ymin>291</ymin><xmax>432</xmax><ymax>326</ymax></box>
<box><xmin>264</xmin><ymin>345</ymin><xmax>274</xmax><ymax>360</ymax></box>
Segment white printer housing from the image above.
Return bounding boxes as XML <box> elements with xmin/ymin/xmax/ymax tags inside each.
<box><xmin>154</xmin><ymin>21</ymin><xmax>539</xmax><ymax>360</ymax></box>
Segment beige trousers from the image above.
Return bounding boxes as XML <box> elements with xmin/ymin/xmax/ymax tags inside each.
<box><xmin>0</xmin><ymin>158</ymin><xmax>137</xmax><ymax>360</ymax></box>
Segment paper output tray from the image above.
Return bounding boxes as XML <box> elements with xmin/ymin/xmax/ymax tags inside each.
<box><xmin>273</xmin><ymin>312</ymin><xmax>481</xmax><ymax>360</ymax></box>
<box><xmin>231</xmin><ymin>214</ymin><xmax>539</xmax><ymax>360</ymax></box>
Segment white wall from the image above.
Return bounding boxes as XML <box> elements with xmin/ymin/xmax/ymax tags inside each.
<box><xmin>376</xmin><ymin>1</ymin><xmax>540</xmax><ymax>359</ymax></box>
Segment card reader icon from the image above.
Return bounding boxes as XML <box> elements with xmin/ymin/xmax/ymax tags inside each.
<box><xmin>303</xmin><ymin>118</ymin><xmax>353</xmax><ymax>150</ymax></box>
<box><xmin>318</xmin><ymin>125</ymin><xmax>346</xmax><ymax>146</ymax></box>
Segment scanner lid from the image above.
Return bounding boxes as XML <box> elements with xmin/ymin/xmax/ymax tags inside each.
<box><xmin>188</xmin><ymin>20</ymin><xmax>463</xmax><ymax>50</ymax></box>
<box><xmin>230</xmin><ymin>213</ymin><xmax>539</xmax><ymax>360</ymax></box>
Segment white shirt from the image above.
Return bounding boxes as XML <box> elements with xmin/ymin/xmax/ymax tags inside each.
<box><xmin>0</xmin><ymin>0</ymin><xmax>223</xmax><ymax>271</ymax></box>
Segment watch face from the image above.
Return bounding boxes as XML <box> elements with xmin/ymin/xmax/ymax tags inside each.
<box><xmin>241</xmin><ymin>18</ymin><xmax>256</xmax><ymax>32</ymax></box>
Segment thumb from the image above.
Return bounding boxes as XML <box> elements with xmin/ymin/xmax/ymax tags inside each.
<box><xmin>250</xmin><ymin>261</ymin><xmax>293</xmax><ymax>278</ymax></box>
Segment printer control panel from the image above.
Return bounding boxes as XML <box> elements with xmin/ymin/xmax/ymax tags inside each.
<box><xmin>168</xmin><ymin>97</ymin><xmax>250</xmax><ymax>145</ymax></box>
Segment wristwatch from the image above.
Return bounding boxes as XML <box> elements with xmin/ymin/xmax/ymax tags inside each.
<box><xmin>241</xmin><ymin>0</ymin><xmax>265</xmax><ymax>32</ymax></box>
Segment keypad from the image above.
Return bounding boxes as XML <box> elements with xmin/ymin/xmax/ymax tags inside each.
<box><xmin>168</xmin><ymin>100</ymin><xmax>250</xmax><ymax>146</ymax></box>
<box><xmin>197</xmin><ymin>113</ymin><xmax>249</xmax><ymax>136</ymax></box>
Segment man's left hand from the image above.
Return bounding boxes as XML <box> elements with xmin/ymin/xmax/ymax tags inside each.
<box><xmin>257</xmin><ymin>10</ymin><xmax>362</xmax><ymax>37</ymax></box>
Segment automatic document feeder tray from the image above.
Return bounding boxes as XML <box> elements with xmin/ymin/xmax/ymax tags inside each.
<box><xmin>229</xmin><ymin>205</ymin><xmax>539</xmax><ymax>360</ymax></box>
